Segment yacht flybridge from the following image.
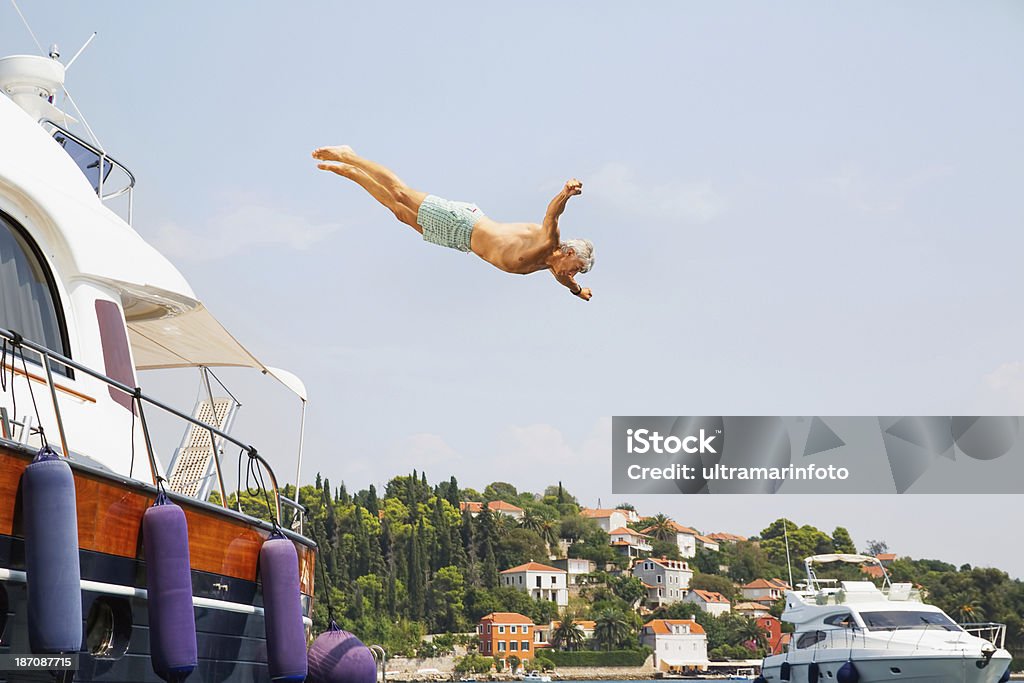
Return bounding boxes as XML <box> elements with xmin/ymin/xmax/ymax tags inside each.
<box><xmin>758</xmin><ymin>555</ymin><xmax>1012</xmax><ymax>683</ymax></box>
<box><xmin>1</xmin><ymin>49</ymin><xmax>316</xmax><ymax>681</ymax></box>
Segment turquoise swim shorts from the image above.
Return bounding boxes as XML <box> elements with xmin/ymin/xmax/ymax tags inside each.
<box><xmin>417</xmin><ymin>195</ymin><xmax>485</xmax><ymax>253</ymax></box>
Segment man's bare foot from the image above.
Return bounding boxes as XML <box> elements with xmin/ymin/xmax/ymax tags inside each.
<box><xmin>316</xmin><ymin>161</ymin><xmax>364</xmax><ymax>178</ymax></box>
<box><xmin>312</xmin><ymin>145</ymin><xmax>355</xmax><ymax>163</ymax></box>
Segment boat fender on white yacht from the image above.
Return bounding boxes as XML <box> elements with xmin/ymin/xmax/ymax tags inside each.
<box><xmin>261</xmin><ymin>532</ymin><xmax>309</xmax><ymax>681</ymax></box>
<box><xmin>836</xmin><ymin>659</ymin><xmax>860</xmax><ymax>682</ymax></box>
<box><xmin>22</xmin><ymin>444</ymin><xmax>82</xmax><ymax>654</ymax></box>
<box><xmin>143</xmin><ymin>490</ymin><xmax>198</xmax><ymax>680</ymax></box>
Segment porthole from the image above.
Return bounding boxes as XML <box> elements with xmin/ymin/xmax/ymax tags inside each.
<box><xmin>85</xmin><ymin>596</ymin><xmax>132</xmax><ymax>659</ymax></box>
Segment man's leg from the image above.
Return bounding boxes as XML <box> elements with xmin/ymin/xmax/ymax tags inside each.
<box><xmin>313</xmin><ymin>146</ymin><xmax>427</xmax><ymax>216</ymax></box>
<box><xmin>316</xmin><ymin>162</ymin><xmax>420</xmax><ymax>230</ymax></box>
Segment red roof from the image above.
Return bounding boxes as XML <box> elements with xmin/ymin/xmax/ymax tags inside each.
<box><xmin>876</xmin><ymin>553</ymin><xmax>897</xmax><ymax>561</ymax></box>
<box><xmin>549</xmin><ymin>620</ymin><xmax>596</xmax><ymax>630</ymax></box>
<box><xmin>708</xmin><ymin>532</ymin><xmax>747</xmax><ymax>543</ymax></box>
<box><xmin>460</xmin><ymin>500</ymin><xmax>524</xmax><ymax>513</ymax></box>
<box><xmin>488</xmin><ymin>500</ymin><xmax>524</xmax><ymax>513</ymax></box>
<box><xmin>641</xmin><ymin>520</ymin><xmax>699</xmax><ymax>536</ymax></box>
<box><xmin>861</xmin><ymin>565</ymin><xmax>886</xmax><ymax>579</ymax></box>
<box><xmin>580</xmin><ymin>508</ymin><xmax>622</xmax><ymax>519</ymax></box>
<box><xmin>690</xmin><ymin>589</ymin><xmax>730</xmax><ymax>604</ymax></box>
<box><xmin>501</xmin><ymin>562</ymin><xmax>565</xmax><ymax>574</ymax></box>
<box><xmin>608</xmin><ymin>526</ymin><xmax>648</xmax><ymax>537</ymax></box>
<box><xmin>643</xmin><ymin>619</ymin><xmax>706</xmax><ymax>635</ymax></box>
<box><xmin>480</xmin><ymin>612</ymin><xmax>534</xmax><ymax>625</ymax></box>
<box><xmin>734</xmin><ymin>602</ymin><xmax>769</xmax><ymax>611</ymax></box>
<box><xmin>743</xmin><ymin>578</ymin><xmax>790</xmax><ymax>590</ymax></box>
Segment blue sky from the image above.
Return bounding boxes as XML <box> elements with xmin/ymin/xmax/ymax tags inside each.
<box><xmin>4</xmin><ymin>2</ymin><xmax>1023</xmax><ymax>575</ymax></box>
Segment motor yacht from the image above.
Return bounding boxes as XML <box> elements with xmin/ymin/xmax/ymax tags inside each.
<box><xmin>0</xmin><ymin>46</ymin><xmax>316</xmax><ymax>681</ymax></box>
<box><xmin>759</xmin><ymin>555</ymin><xmax>1011</xmax><ymax>683</ymax></box>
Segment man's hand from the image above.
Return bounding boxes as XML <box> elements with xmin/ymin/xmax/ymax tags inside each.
<box><xmin>565</xmin><ymin>178</ymin><xmax>583</xmax><ymax>196</ymax></box>
<box><xmin>576</xmin><ymin>288</ymin><xmax>592</xmax><ymax>301</ymax></box>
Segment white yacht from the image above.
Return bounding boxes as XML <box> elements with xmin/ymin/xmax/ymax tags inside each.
<box><xmin>759</xmin><ymin>555</ymin><xmax>1011</xmax><ymax>683</ymax></box>
<box><xmin>0</xmin><ymin>44</ymin><xmax>316</xmax><ymax>682</ymax></box>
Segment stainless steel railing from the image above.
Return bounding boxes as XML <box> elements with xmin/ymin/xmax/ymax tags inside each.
<box><xmin>0</xmin><ymin>326</ymin><xmax>303</xmax><ymax>527</ymax></box>
<box><xmin>39</xmin><ymin>120</ymin><xmax>137</xmax><ymax>225</ymax></box>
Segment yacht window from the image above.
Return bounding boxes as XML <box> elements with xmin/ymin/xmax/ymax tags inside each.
<box><xmin>860</xmin><ymin>611</ymin><xmax>959</xmax><ymax>632</ymax></box>
<box><xmin>53</xmin><ymin>131</ymin><xmax>112</xmax><ymax>194</ymax></box>
<box><xmin>0</xmin><ymin>212</ymin><xmax>71</xmax><ymax>377</ymax></box>
<box><xmin>823</xmin><ymin>613</ymin><xmax>856</xmax><ymax>628</ymax></box>
<box><xmin>795</xmin><ymin>631</ymin><xmax>826</xmax><ymax>649</ymax></box>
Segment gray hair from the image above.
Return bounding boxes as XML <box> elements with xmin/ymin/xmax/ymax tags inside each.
<box><xmin>561</xmin><ymin>238</ymin><xmax>595</xmax><ymax>273</ymax></box>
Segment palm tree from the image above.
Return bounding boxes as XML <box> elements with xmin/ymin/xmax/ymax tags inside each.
<box><xmin>593</xmin><ymin>608</ymin><xmax>631</xmax><ymax>651</ymax></box>
<box><xmin>955</xmin><ymin>599</ymin><xmax>986</xmax><ymax>623</ymax></box>
<box><xmin>538</xmin><ymin>519</ymin><xmax>559</xmax><ymax>554</ymax></box>
<box><xmin>646</xmin><ymin>513</ymin><xmax>676</xmax><ymax>542</ymax></box>
<box><xmin>519</xmin><ymin>509</ymin><xmax>544</xmax><ymax>534</ymax></box>
<box><xmin>551</xmin><ymin>614</ymin><xmax>587</xmax><ymax>652</ymax></box>
<box><xmin>737</xmin><ymin>618</ymin><xmax>768</xmax><ymax>653</ymax></box>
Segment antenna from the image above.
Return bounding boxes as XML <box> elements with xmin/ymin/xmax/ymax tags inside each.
<box><xmin>10</xmin><ymin>0</ymin><xmax>45</xmax><ymax>55</ymax></box>
<box><xmin>783</xmin><ymin>519</ymin><xmax>794</xmax><ymax>588</ymax></box>
<box><xmin>65</xmin><ymin>32</ymin><xmax>97</xmax><ymax>71</ymax></box>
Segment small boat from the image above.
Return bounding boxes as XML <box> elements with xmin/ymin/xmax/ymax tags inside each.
<box><xmin>521</xmin><ymin>671</ymin><xmax>552</xmax><ymax>682</ymax></box>
<box><xmin>759</xmin><ymin>554</ymin><xmax>1012</xmax><ymax>682</ymax></box>
<box><xmin>728</xmin><ymin>668</ymin><xmax>756</xmax><ymax>680</ymax></box>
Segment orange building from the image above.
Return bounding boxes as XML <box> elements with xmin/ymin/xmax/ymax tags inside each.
<box><xmin>478</xmin><ymin>612</ymin><xmax>536</xmax><ymax>668</ymax></box>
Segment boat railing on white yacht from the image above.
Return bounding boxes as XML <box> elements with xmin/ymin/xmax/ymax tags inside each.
<box><xmin>0</xmin><ymin>325</ymin><xmax>304</xmax><ymax>527</ymax></box>
<box><xmin>960</xmin><ymin>623</ymin><xmax>1007</xmax><ymax>649</ymax></box>
<box><xmin>40</xmin><ymin>118</ymin><xmax>136</xmax><ymax>224</ymax></box>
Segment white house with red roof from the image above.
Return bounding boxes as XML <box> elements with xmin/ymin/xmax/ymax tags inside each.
<box><xmin>608</xmin><ymin>526</ymin><xmax>653</xmax><ymax>558</ymax></box>
<box><xmin>631</xmin><ymin>557</ymin><xmax>693</xmax><ymax>608</ymax></box>
<box><xmin>640</xmin><ymin>619</ymin><xmax>709</xmax><ymax>672</ymax></box>
<box><xmin>459</xmin><ymin>500</ymin><xmax>525</xmax><ymax>520</ymax></box>
<box><xmin>580</xmin><ymin>507</ymin><xmax>637</xmax><ymax>533</ymax></box>
<box><xmin>740</xmin><ymin>578</ymin><xmax>790</xmax><ymax>605</ymax></box>
<box><xmin>695</xmin><ymin>534</ymin><xmax>720</xmax><ymax>552</ymax></box>
<box><xmin>683</xmin><ymin>589</ymin><xmax>731</xmax><ymax>616</ymax></box>
<box><xmin>641</xmin><ymin>520</ymin><xmax>699</xmax><ymax>558</ymax></box>
<box><xmin>707</xmin><ymin>532</ymin><xmax>747</xmax><ymax>544</ymax></box>
<box><xmin>733</xmin><ymin>601</ymin><xmax>771</xmax><ymax>618</ymax></box>
<box><xmin>501</xmin><ymin>562</ymin><xmax>568</xmax><ymax>607</ymax></box>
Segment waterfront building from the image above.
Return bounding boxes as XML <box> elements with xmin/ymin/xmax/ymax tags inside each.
<box><xmin>640</xmin><ymin>619</ymin><xmax>709</xmax><ymax>673</ymax></box>
<box><xmin>478</xmin><ymin>612</ymin><xmax>535</xmax><ymax>668</ymax></box>
<box><xmin>755</xmin><ymin>615</ymin><xmax>786</xmax><ymax>655</ymax></box>
<box><xmin>533</xmin><ymin>619</ymin><xmax>597</xmax><ymax>649</ymax></box>
<box><xmin>500</xmin><ymin>562</ymin><xmax>569</xmax><ymax>607</ymax></box>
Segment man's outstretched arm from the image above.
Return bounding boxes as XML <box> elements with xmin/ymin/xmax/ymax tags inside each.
<box><xmin>543</xmin><ymin>178</ymin><xmax>583</xmax><ymax>239</ymax></box>
<box><xmin>554</xmin><ymin>272</ymin><xmax>593</xmax><ymax>301</ymax></box>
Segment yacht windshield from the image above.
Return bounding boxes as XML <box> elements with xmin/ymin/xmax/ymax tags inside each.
<box><xmin>860</xmin><ymin>610</ymin><xmax>959</xmax><ymax>632</ymax></box>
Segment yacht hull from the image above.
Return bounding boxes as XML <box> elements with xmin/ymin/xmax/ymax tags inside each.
<box><xmin>0</xmin><ymin>440</ymin><xmax>316</xmax><ymax>682</ymax></box>
<box><xmin>761</xmin><ymin>650</ymin><xmax>1013</xmax><ymax>683</ymax></box>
